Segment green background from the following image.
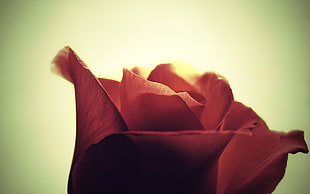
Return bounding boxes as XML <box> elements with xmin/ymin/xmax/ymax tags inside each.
<box><xmin>0</xmin><ymin>0</ymin><xmax>309</xmax><ymax>193</ymax></box>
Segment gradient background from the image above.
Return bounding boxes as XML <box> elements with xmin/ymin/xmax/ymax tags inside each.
<box><xmin>0</xmin><ymin>0</ymin><xmax>309</xmax><ymax>193</ymax></box>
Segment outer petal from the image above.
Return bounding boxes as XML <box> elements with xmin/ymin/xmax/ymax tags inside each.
<box><xmin>98</xmin><ymin>78</ymin><xmax>121</xmax><ymax>110</ymax></box>
<box><xmin>217</xmin><ymin>119</ymin><xmax>308</xmax><ymax>193</ymax></box>
<box><xmin>51</xmin><ymin>46</ymin><xmax>128</xmax><ymax>166</ymax></box>
<box><xmin>120</xmin><ymin>69</ymin><xmax>204</xmax><ymax>131</ymax></box>
<box><xmin>220</xmin><ymin>101</ymin><xmax>258</xmax><ymax>132</ymax></box>
<box><xmin>195</xmin><ymin>73</ymin><xmax>234</xmax><ymax>130</ymax></box>
<box><xmin>72</xmin><ymin>130</ymin><xmax>235</xmax><ymax>194</ymax></box>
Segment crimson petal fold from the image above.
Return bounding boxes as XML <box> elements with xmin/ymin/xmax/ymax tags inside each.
<box><xmin>73</xmin><ymin>131</ymin><xmax>235</xmax><ymax>194</ymax></box>
<box><xmin>195</xmin><ymin>73</ymin><xmax>234</xmax><ymax>131</ymax></box>
<box><xmin>220</xmin><ymin>101</ymin><xmax>258</xmax><ymax>132</ymax></box>
<box><xmin>51</xmin><ymin>46</ymin><xmax>128</xmax><ymax>166</ymax></box>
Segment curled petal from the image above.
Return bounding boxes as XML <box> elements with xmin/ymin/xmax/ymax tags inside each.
<box><xmin>195</xmin><ymin>73</ymin><xmax>234</xmax><ymax>130</ymax></box>
<box><xmin>217</xmin><ymin>121</ymin><xmax>308</xmax><ymax>193</ymax></box>
<box><xmin>72</xmin><ymin>130</ymin><xmax>235</xmax><ymax>194</ymax></box>
<box><xmin>120</xmin><ymin>69</ymin><xmax>204</xmax><ymax>131</ymax></box>
<box><xmin>281</xmin><ymin>130</ymin><xmax>309</xmax><ymax>154</ymax></box>
<box><xmin>220</xmin><ymin>101</ymin><xmax>258</xmax><ymax>132</ymax></box>
<box><xmin>51</xmin><ymin>46</ymin><xmax>128</xmax><ymax>166</ymax></box>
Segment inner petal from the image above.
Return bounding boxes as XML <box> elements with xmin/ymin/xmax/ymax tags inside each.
<box><xmin>120</xmin><ymin>69</ymin><xmax>204</xmax><ymax>131</ymax></box>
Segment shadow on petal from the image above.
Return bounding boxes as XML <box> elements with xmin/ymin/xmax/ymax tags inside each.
<box><xmin>98</xmin><ymin>78</ymin><xmax>121</xmax><ymax>110</ymax></box>
<box><xmin>73</xmin><ymin>131</ymin><xmax>235</xmax><ymax>194</ymax></box>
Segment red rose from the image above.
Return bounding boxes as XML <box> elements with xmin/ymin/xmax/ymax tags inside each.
<box><xmin>52</xmin><ymin>46</ymin><xmax>308</xmax><ymax>194</ymax></box>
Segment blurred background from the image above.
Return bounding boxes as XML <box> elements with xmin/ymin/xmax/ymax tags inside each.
<box><xmin>0</xmin><ymin>0</ymin><xmax>309</xmax><ymax>193</ymax></box>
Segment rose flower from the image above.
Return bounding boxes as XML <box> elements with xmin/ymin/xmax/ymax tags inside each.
<box><xmin>52</xmin><ymin>46</ymin><xmax>308</xmax><ymax>194</ymax></box>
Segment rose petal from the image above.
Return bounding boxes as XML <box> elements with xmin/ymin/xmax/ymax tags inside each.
<box><xmin>148</xmin><ymin>66</ymin><xmax>235</xmax><ymax>131</ymax></box>
<box><xmin>51</xmin><ymin>46</ymin><xmax>127</xmax><ymax>166</ymax></box>
<box><xmin>98</xmin><ymin>78</ymin><xmax>121</xmax><ymax>110</ymax></box>
<box><xmin>220</xmin><ymin>101</ymin><xmax>258</xmax><ymax>132</ymax></box>
<box><xmin>72</xmin><ymin>130</ymin><xmax>235</xmax><ymax>194</ymax></box>
<box><xmin>195</xmin><ymin>72</ymin><xmax>234</xmax><ymax>130</ymax></box>
<box><xmin>217</xmin><ymin>119</ymin><xmax>308</xmax><ymax>193</ymax></box>
<box><xmin>147</xmin><ymin>64</ymin><xmax>206</xmax><ymax>103</ymax></box>
<box><xmin>71</xmin><ymin>134</ymin><xmax>139</xmax><ymax>194</ymax></box>
<box><xmin>148</xmin><ymin>64</ymin><xmax>198</xmax><ymax>92</ymax></box>
<box><xmin>131</xmin><ymin>66</ymin><xmax>150</xmax><ymax>78</ymax></box>
<box><xmin>120</xmin><ymin>69</ymin><xmax>204</xmax><ymax>131</ymax></box>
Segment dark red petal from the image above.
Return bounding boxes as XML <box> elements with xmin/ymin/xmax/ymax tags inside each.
<box><xmin>98</xmin><ymin>78</ymin><xmax>121</xmax><ymax>110</ymax></box>
<box><xmin>72</xmin><ymin>134</ymin><xmax>139</xmax><ymax>194</ymax></box>
<box><xmin>217</xmin><ymin>121</ymin><xmax>308</xmax><ymax>193</ymax></box>
<box><xmin>73</xmin><ymin>131</ymin><xmax>235</xmax><ymax>194</ymax></box>
<box><xmin>195</xmin><ymin>72</ymin><xmax>234</xmax><ymax>130</ymax></box>
<box><xmin>220</xmin><ymin>101</ymin><xmax>258</xmax><ymax>132</ymax></box>
<box><xmin>51</xmin><ymin>46</ymin><xmax>127</xmax><ymax>166</ymax></box>
<box><xmin>120</xmin><ymin>69</ymin><xmax>204</xmax><ymax>131</ymax></box>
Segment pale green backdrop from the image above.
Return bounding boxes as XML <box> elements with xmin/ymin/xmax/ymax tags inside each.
<box><xmin>0</xmin><ymin>0</ymin><xmax>309</xmax><ymax>193</ymax></box>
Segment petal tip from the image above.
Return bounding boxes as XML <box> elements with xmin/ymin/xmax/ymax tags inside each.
<box><xmin>283</xmin><ymin>130</ymin><xmax>309</xmax><ymax>154</ymax></box>
<box><xmin>51</xmin><ymin>46</ymin><xmax>73</xmax><ymax>82</ymax></box>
